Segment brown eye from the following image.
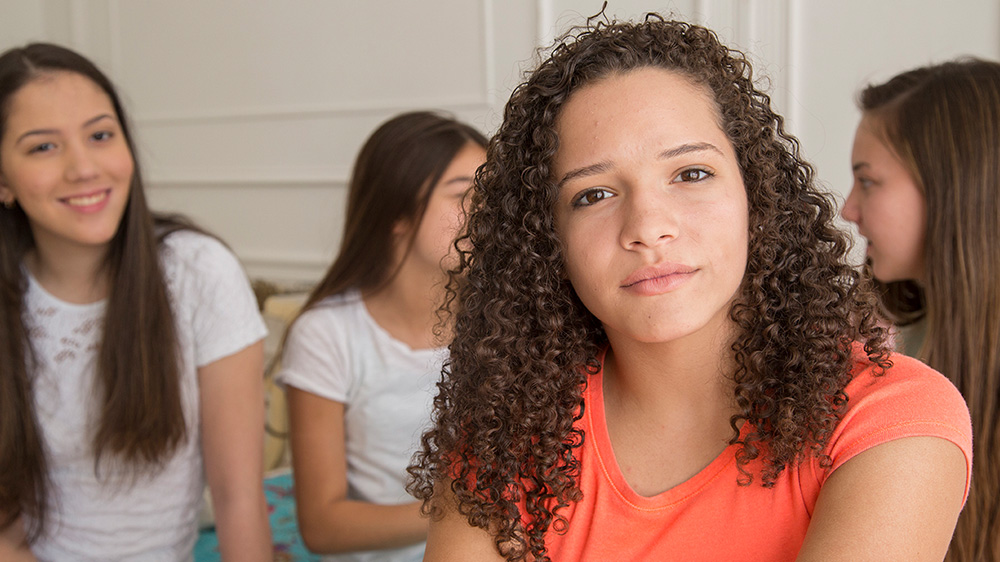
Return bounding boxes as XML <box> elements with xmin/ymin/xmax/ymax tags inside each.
<box><xmin>675</xmin><ymin>168</ymin><xmax>712</xmax><ymax>182</ymax></box>
<box><xmin>28</xmin><ymin>142</ymin><xmax>56</xmax><ymax>154</ymax></box>
<box><xmin>572</xmin><ymin>188</ymin><xmax>613</xmax><ymax>208</ymax></box>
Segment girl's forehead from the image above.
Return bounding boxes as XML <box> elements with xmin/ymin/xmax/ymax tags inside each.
<box><xmin>6</xmin><ymin>71</ymin><xmax>113</xmax><ymax>123</ymax></box>
<box><xmin>551</xmin><ymin>68</ymin><xmax>734</xmax><ymax>168</ymax></box>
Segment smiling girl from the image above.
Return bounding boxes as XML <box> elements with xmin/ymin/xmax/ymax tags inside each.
<box><xmin>0</xmin><ymin>44</ymin><xmax>271</xmax><ymax>561</ymax></box>
<box><xmin>407</xmin><ymin>17</ymin><xmax>972</xmax><ymax>562</ymax></box>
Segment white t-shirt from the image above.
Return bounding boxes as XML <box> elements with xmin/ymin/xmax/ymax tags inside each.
<box><xmin>277</xmin><ymin>289</ymin><xmax>445</xmax><ymax>562</ymax></box>
<box><xmin>25</xmin><ymin>230</ymin><xmax>267</xmax><ymax>562</ymax></box>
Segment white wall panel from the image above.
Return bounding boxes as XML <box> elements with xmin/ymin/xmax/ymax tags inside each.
<box><xmin>146</xmin><ymin>182</ymin><xmax>346</xmax><ymax>282</ymax></box>
<box><xmin>112</xmin><ymin>1</ymin><xmax>489</xmax><ymax>118</ymax></box>
<box><xmin>787</xmin><ymin>0</ymin><xmax>1000</xmax><ymax>263</ymax></box>
<box><xmin>536</xmin><ymin>1</ymin><xmax>794</xmax><ymax>116</ymax></box>
<box><xmin>791</xmin><ymin>0</ymin><xmax>1000</xmax><ymax>196</ymax></box>
<box><xmin>0</xmin><ymin>2</ymin><xmax>46</xmax><ymax>45</ymax></box>
<box><xmin>0</xmin><ymin>0</ymin><xmax>525</xmax><ymax>282</ymax></box>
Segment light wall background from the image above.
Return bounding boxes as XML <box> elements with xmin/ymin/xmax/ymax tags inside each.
<box><xmin>2</xmin><ymin>0</ymin><xmax>998</xmax><ymax>282</ymax></box>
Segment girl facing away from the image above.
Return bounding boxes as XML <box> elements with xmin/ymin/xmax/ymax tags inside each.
<box><xmin>0</xmin><ymin>44</ymin><xmax>271</xmax><ymax>560</ymax></box>
<box><xmin>842</xmin><ymin>59</ymin><xmax>1000</xmax><ymax>561</ymax></box>
<box><xmin>407</xmin><ymin>17</ymin><xmax>973</xmax><ymax>562</ymax></box>
<box><xmin>277</xmin><ymin>111</ymin><xmax>486</xmax><ymax>561</ymax></box>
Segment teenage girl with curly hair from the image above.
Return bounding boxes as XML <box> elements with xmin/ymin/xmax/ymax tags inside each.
<box><xmin>408</xmin><ymin>16</ymin><xmax>973</xmax><ymax>562</ymax></box>
<box><xmin>0</xmin><ymin>44</ymin><xmax>271</xmax><ymax>560</ymax></box>
<box><xmin>842</xmin><ymin>59</ymin><xmax>1000</xmax><ymax>561</ymax></box>
<box><xmin>277</xmin><ymin>111</ymin><xmax>485</xmax><ymax>561</ymax></box>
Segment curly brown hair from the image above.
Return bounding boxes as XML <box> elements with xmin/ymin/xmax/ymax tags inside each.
<box><xmin>408</xmin><ymin>15</ymin><xmax>890</xmax><ymax>561</ymax></box>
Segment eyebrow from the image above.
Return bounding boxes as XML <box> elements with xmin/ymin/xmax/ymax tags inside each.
<box><xmin>557</xmin><ymin>142</ymin><xmax>724</xmax><ymax>187</ymax></box>
<box><xmin>15</xmin><ymin>113</ymin><xmax>115</xmax><ymax>145</ymax></box>
<box><xmin>852</xmin><ymin>162</ymin><xmax>869</xmax><ymax>172</ymax></box>
<box><xmin>658</xmin><ymin>142</ymin><xmax>723</xmax><ymax>160</ymax></box>
<box><xmin>443</xmin><ymin>175</ymin><xmax>475</xmax><ymax>185</ymax></box>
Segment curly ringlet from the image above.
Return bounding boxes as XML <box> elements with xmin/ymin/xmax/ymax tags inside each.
<box><xmin>408</xmin><ymin>15</ymin><xmax>891</xmax><ymax>561</ymax></box>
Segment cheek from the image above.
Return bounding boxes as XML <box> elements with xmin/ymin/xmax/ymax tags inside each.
<box><xmin>446</xmin><ymin>202</ymin><xmax>466</xmax><ymax>233</ymax></box>
<box><xmin>870</xmin><ymin>190</ymin><xmax>922</xmax><ymax>238</ymax></box>
<box><xmin>112</xmin><ymin>151</ymin><xmax>136</xmax><ymax>182</ymax></box>
<box><xmin>560</xmin><ymin>230</ymin><xmax>602</xmax><ymax>295</ymax></box>
<box><xmin>5</xmin><ymin>166</ymin><xmax>54</xmax><ymax>199</ymax></box>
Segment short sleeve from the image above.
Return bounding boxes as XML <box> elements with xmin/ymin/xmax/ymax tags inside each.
<box><xmin>163</xmin><ymin>231</ymin><xmax>267</xmax><ymax>367</ymax></box>
<box><xmin>276</xmin><ymin>303</ymin><xmax>354</xmax><ymax>404</ymax></box>
<box><xmin>823</xmin><ymin>353</ymin><xmax>973</xmax><ymax>502</ymax></box>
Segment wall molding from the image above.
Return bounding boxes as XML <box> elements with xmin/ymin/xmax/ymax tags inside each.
<box><xmin>241</xmin><ymin>251</ymin><xmax>330</xmax><ymax>269</ymax></box>
<box><xmin>240</xmin><ymin>251</ymin><xmax>332</xmax><ymax>283</ymax></box>
<box><xmin>482</xmin><ymin>0</ymin><xmax>497</xmax><ymax>98</ymax></box>
<box><xmin>536</xmin><ymin>0</ymin><xmax>556</xmax><ymax>50</ymax></box>
<box><xmin>147</xmin><ymin>175</ymin><xmax>349</xmax><ymax>188</ymax></box>
<box><xmin>134</xmin><ymin>97</ymin><xmax>493</xmax><ymax>126</ymax></box>
<box><xmin>99</xmin><ymin>0</ymin><xmax>500</xmax><ymax>126</ymax></box>
<box><xmin>785</xmin><ymin>0</ymin><xmax>804</xmax><ymax>137</ymax></box>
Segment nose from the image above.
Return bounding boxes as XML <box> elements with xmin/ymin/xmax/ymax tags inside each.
<box><xmin>63</xmin><ymin>143</ymin><xmax>99</xmax><ymax>183</ymax></box>
<box><xmin>619</xmin><ymin>188</ymin><xmax>678</xmax><ymax>249</ymax></box>
<box><xmin>841</xmin><ymin>185</ymin><xmax>861</xmax><ymax>224</ymax></box>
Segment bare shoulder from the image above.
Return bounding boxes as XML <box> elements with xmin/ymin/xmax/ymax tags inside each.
<box><xmin>423</xmin><ymin>481</ymin><xmax>506</xmax><ymax>562</ymax></box>
<box><xmin>798</xmin><ymin>435</ymin><xmax>966</xmax><ymax>562</ymax></box>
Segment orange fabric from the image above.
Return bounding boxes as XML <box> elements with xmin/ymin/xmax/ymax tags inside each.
<box><xmin>543</xmin><ymin>351</ymin><xmax>972</xmax><ymax>562</ymax></box>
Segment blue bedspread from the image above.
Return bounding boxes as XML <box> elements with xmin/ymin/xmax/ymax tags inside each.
<box><xmin>193</xmin><ymin>471</ymin><xmax>320</xmax><ymax>562</ymax></box>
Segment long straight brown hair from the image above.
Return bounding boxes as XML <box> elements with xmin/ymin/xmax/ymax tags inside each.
<box><xmin>0</xmin><ymin>44</ymin><xmax>189</xmax><ymax>541</ymax></box>
<box><xmin>297</xmin><ymin>111</ymin><xmax>487</xmax><ymax>314</ymax></box>
<box><xmin>860</xmin><ymin>59</ymin><xmax>1000</xmax><ymax>561</ymax></box>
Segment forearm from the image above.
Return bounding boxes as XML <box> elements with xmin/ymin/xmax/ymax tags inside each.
<box><xmin>198</xmin><ymin>342</ymin><xmax>272</xmax><ymax>562</ymax></box>
<box><xmin>299</xmin><ymin>499</ymin><xmax>426</xmax><ymax>554</ymax></box>
<box><xmin>212</xmin><ymin>490</ymin><xmax>272</xmax><ymax>562</ymax></box>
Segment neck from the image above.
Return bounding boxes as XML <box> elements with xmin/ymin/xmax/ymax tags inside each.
<box><xmin>26</xmin><ymin>238</ymin><xmax>110</xmax><ymax>304</ymax></box>
<box><xmin>602</xmin><ymin>322</ymin><xmax>739</xmax><ymax>427</ymax></box>
<box><xmin>362</xmin><ymin>260</ymin><xmax>450</xmax><ymax>350</ymax></box>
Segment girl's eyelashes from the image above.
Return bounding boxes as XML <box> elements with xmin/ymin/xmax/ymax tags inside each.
<box><xmin>28</xmin><ymin>142</ymin><xmax>56</xmax><ymax>154</ymax></box>
<box><xmin>570</xmin><ymin>187</ymin><xmax>614</xmax><ymax>208</ymax></box>
<box><xmin>674</xmin><ymin>167</ymin><xmax>714</xmax><ymax>183</ymax></box>
<box><xmin>566</xmin><ymin>165</ymin><xmax>714</xmax><ymax>207</ymax></box>
<box><xmin>854</xmin><ymin>175</ymin><xmax>874</xmax><ymax>190</ymax></box>
<box><xmin>25</xmin><ymin>130</ymin><xmax>115</xmax><ymax>154</ymax></box>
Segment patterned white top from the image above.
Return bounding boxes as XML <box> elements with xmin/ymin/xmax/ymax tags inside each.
<box><xmin>25</xmin><ymin>230</ymin><xmax>266</xmax><ymax>562</ymax></box>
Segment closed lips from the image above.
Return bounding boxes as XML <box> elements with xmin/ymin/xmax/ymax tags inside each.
<box><xmin>621</xmin><ymin>264</ymin><xmax>696</xmax><ymax>287</ymax></box>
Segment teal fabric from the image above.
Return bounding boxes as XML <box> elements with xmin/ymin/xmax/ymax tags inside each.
<box><xmin>193</xmin><ymin>471</ymin><xmax>320</xmax><ymax>562</ymax></box>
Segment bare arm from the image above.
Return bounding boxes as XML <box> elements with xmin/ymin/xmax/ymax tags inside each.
<box><xmin>797</xmin><ymin>436</ymin><xmax>967</xmax><ymax>562</ymax></box>
<box><xmin>0</xmin><ymin>518</ymin><xmax>37</xmax><ymax>562</ymax></box>
<box><xmin>286</xmin><ymin>386</ymin><xmax>427</xmax><ymax>553</ymax></box>
<box><xmin>199</xmin><ymin>341</ymin><xmax>273</xmax><ymax>562</ymax></box>
<box><xmin>423</xmin><ymin>480</ymin><xmax>505</xmax><ymax>562</ymax></box>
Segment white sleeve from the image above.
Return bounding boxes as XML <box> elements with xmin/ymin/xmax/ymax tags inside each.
<box><xmin>276</xmin><ymin>305</ymin><xmax>354</xmax><ymax>404</ymax></box>
<box><xmin>175</xmin><ymin>233</ymin><xmax>267</xmax><ymax>367</ymax></box>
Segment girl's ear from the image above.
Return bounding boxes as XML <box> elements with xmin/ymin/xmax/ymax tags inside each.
<box><xmin>392</xmin><ymin>217</ymin><xmax>413</xmax><ymax>238</ymax></box>
<box><xmin>0</xmin><ymin>176</ymin><xmax>15</xmax><ymax>207</ymax></box>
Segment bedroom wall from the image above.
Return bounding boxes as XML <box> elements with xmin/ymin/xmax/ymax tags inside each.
<box><xmin>2</xmin><ymin>0</ymin><xmax>998</xmax><ymax>282</ymax></box>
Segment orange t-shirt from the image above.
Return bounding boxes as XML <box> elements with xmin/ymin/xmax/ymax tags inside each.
<box><xmin>543</xmin><ymin>351</ymin><xmax>972</xmax><ymax>561</ymax></box>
